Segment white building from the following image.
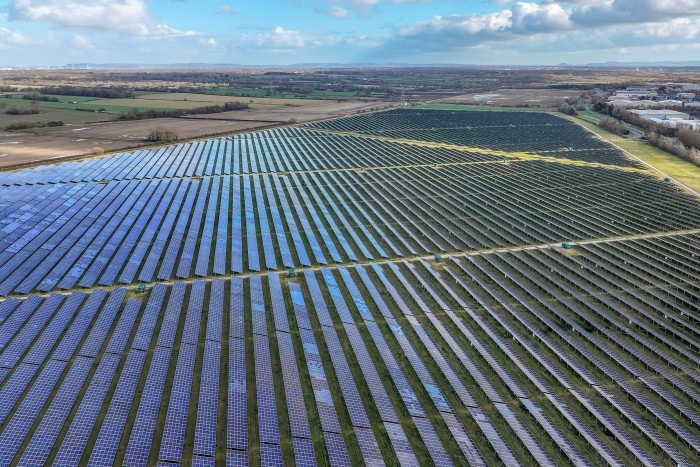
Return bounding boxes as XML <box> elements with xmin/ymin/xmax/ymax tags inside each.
<box><xmin>613</xmin><ymin>90</ymin><xmax>657</xmax><ymax>100</ymax></box>
<box><xmin>678</xmin><ymin>92</ymin><xmax>696</xmax><ymax>100</ymax></box>
<box><xmin>609</xmin><ymin>99</ymin><xmax>683</xmax><ymax>109</ymax></box>
<box><xmin>629</xmin><ymin>109</ymin><xmax>691</xmax><ymax>121</ymax></box>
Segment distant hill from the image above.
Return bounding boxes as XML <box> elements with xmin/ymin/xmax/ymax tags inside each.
<box><xmin>584</xmin><ymin>61</ymin><xmax>700</xmax><ymax>68</ymax></box>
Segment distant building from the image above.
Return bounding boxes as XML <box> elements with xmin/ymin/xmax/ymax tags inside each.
<box><xmin>630</xmin><ymin>109</ymin><xmax>693</xmax><ymax>128</ymax></box>
<box><xmin>609</xmin><ymin>99</ymin><xmax>683</xmax><ymax>109</ymax></box>
<box><xmin>684</xmin><ymin>101</ymin><xmax>700</xmax><ymax>108</ymax></box>
<box><xmin>678</xmin><ymin>92</ymin><xmax>696</xmax><ymax>100</ymax></box>
<box><xmin>613</xmin><ymin>90</ymin><xmax>657</xmax><ymax>100</ymax></box>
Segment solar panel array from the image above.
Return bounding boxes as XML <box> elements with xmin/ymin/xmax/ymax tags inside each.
<box><xmin>0</xmin><ymin>108</ymin><xmax>699</xmax><ymax>466</ymax></box>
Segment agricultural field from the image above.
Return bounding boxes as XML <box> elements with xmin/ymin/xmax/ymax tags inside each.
<box><xmin>0</xmin><ymin>108</ymin><xmax>699</xmax><ymax>466</ymax></box>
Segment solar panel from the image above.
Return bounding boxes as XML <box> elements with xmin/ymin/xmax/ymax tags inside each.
<box><xmin>192</xmin><ymin>455</ymin><xmax>216</xmax><ymax>467</ymax></box>
<box><xmin>324</xmin><ymin>432</ymin><xmax>350</xmax><ymax>467</ymax></box>
<box><xmin>255</xmin><ymin>334</ymin><xmax>279</xmax><ymax>444</ymax></box>
<box><xmin>354</xmin><ymin>427</ymin><xmax>385</xmax><ymax>467</ymax></box>
<box><xmin>270</xmin><ymin>175</ymin><xmax>311</xmax><ymax>267</ymax></box>
<box><xmin>104</xmin><ymin>299</ymin><xmax>142</xmax><ymax>355</ymax></box>
<box><xmin>297</xmin><ymin>328</ymin><xmax>342</xmax><ymax>434</ymax></box>
<box><xmin>159</xmin><ymin>343</ymin><xmax>197</xmax><ymax>462</ymax></box>
<box><xmin>341</xmin><ymin>324</ymin><xmax>397</xmax><ymax>423</ymax></box>
<box><xmin>0</xmin><ymin>359</ymin><xmax>67</xmax><ymax>464</ymax></box>
<box><xmin>230</xmin><ymin>277</ymin><xmax>245</xmax><ymax>339</ymax></box>
<box><xmin>20</xmin><ymin>292</ymin><xmax>85</xmax><ymax>366</ymax></box>
<box><xmin>226</xmin><ymin>449</ymin><xmax>249</xmax><ymax>467</ymax></box>
<box><xmin>0</xmin><ymin>294</ymin><xmax>63</xmax><ymax>365</ymax></box>
<box><xmin>250</xmin><ymin>275</ymin><xmax>268</xmax><ymax>336</ymax></box>
<box><xmin>276</xmin><ymin>331</ymin><xmax>311</xmax><ymax>439</ymax></box>
<box><xmin>260</xmin><ymin>443</ymin><xmax>283</xmax><ymax>467</ymax></box>
<box><xmin>88</xmin><ymin>350</ymin><xmax>147</xmax><ymax>467</ymax></box>
<box><xmin>363</xmin><ymin>321</ymin><xmax>425</xmax><ymax>418</ymax></box>
<box><xmin>182</xmin><ymin>280</ymin><xmax>205</xmax><ymax>345</ymax></box>
<box><xmin>206</xmin><ymin>279</ymin><xmax>225</xmax><ymax>342</ymax></box>
<box><xmin>384</xmin><ymin>422</ymin><xmax>419</xmax><ymax>467</ymax></box>
<box><xmin>124</xmin><ymin>346</ymin><xmax>173</xmax><ymax>466</ymax></box>
<box><xmin>52</xmin><ymin>353</ymin><xmax>121</xmax><ymax>466</ymax></box>
<box><xmin>79</xmin><ymin>288</ymin><xmax>128</xmax><ymax>357</ymax></box>
<box><xmin>268</xmin><ymin>274</ymin><xmax>289</xmax><ymax>332</ymax></box>
<box><xmin>156</xmin><ymin>282</ymin><xmax>186</xmax><ymax>349</ymax></box>
<box><xmin>293</xmin><ymin>437</ymin><xmax>317</xmax><ymax>467</ymax></box>
<box><xmin>0</xmin><ymin>295</ymin><xmax>52</xmax><ymax>354</ymax></box>
<box><xmin>194</xmin><ymin>341</ymin><xmax>220</xmax><ymax>456</ymax></box>
<box><xmin>228</xmin><ymin>337</ymin><xmax>247</xmax><ymax>451</ymax></box>
<box><xmin>412</xmin><ymin>416</ymin><xmax>453</xmax><ymax>467</ymax></box>
<box><xmin>17</xmin><ymin>357</ymin><xmax>93</xmax><ymax>466</ymax></box>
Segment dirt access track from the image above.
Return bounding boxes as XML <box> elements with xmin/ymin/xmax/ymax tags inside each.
<box><xmin>0</xmin><ymin>100</ymin><xmax>394</xmax><ymax>170</ymax></box>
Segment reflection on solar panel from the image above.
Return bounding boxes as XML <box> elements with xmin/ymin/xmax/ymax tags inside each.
<box><xmin>384</xmin><ymin>422</ymin><xmax>419</xmax><ymax>467</ymax></box>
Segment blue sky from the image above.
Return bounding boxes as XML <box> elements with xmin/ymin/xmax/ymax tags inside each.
<box><xmin>1</xmin><ymin>1</ymin><xmax>700</xmax><ymax>66</ymax></box>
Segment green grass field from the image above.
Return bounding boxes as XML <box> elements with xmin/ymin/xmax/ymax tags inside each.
<box><xmin>416</xmin><ymin>103</ymin><xmax>548</xmax><ymax>112</ymax></box>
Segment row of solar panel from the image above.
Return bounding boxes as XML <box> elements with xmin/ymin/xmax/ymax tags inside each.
<box><xmin>1</xmin><ymin>234</ymin><xmax>698</xmax><ymax>465</ymax></box>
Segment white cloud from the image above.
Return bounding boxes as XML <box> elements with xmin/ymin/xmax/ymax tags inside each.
<box><xmin>221</xmin><ymin>3</ymin><xmax>234</xmax><ymax>14</ymax></box>
<box><xmin>0</xmin><ymin>27</ymin><xmax>37</xmax><ymax>47</ymax></box>
<box><xmin>9</xmin><ymin>0</ymin><xmax>197</xmax><ymax>38</ymax></box>
<box><xmin>328</xmin><ymin>6</ymin><xmax>350</xmax><ymax>18</ymax></box>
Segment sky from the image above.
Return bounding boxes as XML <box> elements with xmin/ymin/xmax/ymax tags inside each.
<box><xmin>1</xmin><ymin>0</ymin><xmax>699</xmax><ymax>66</ymax></box>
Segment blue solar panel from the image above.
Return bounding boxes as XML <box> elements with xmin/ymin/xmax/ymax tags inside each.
<box><xmin>297</xmin><ymin>328</ymin><xmax>342</xmax><ymax>434</ymax></box>
<box><xmin>324</xmin><ymin>432</ymin><xmax>350</xmax><ymax>467</ymax></box>
<box><xmin>207</xmin><ymin>279</ymin><xmax>225</xmax><ymax>342</ymax></box>
<box><xmin>52</xmin><ymin>353</ymin><xmax>121</xmax><ymax>466</ymax></box>
<box><xmin>156</xmin><ymin>282</ymin><xmax>186</xmax><ymax>349</ymax></box>
<box><xmin>354</xmin><ymin>427</ymin><xmax>385</xmax><ymax>467</ymax></box>
<box><xmin>320</xmin><ymin>269</ymin><xmax>354</xmax><ymax>324</ymax></box>
<box><xmin>250</xmin><ymin>275</ymin><xmax>268</xmax><ymax>336</ymax></box>
<box><xmin>289</xmin><ymin>283</ymin><xmax>312</xmax><ymax>331</ymax></box>
<box><xmin>280</xmin><ymin>176</ymin><xmax>326</xmax><ymax>265</ymax></box>
<box><xmin>320</xmin><ymin>325</ymin><xmax>370</xmax><ymax>428</ymax></box>
<box><xmin>79</xmin><ymin>288</ymin><xmax>128</xmax><ymax>357</ymax></box>
<box><xmin>228</xmin><ymin>337</ymin><xmax>247</xmax><ymax>451</ymax></box>
<box><xmin>103</xmin><ymin>299</ymin><xmax>142</xmax><ymax>355</ymax></box>
<box><xmin>0</xmin><ymin>359</ymin><xmax>67</xmax><ymax>464</ymax></box>
<box><xmin>17</xmin><ymin>356</ymin><xmax>93</xmax><ymax>467</ymax></box>
<box><xmin>384</xmin><ymin>422</ymin><xmax>419</xmax><ymax>466</ymax></box>
<box><xmin>124</xmin><ymin>346</ymin><xmax>172</xmax><ymax>466</ymax></box>
<box><xmin>0</xmin><ymin>295</ymin><xmax>42</xmax><ymax>347</ymax></box>
<box><xmin>260</xmin><ymin>443</ymin><xmax>283</xmax><ymax>467</ymax></box>
<box><xmin>227</xmin><ymin>449</ymin><xmax>249</xmax><ymax>467</ymax></box>
<box><xmin>230</xmin><ymin>277</ymin><xmax>245</xmax><ymax>340</ymax></box>
<box><xmin>88</xmin><ymin>350</ymin><xmax>147</xmax><ymax>467</ymax></box>
<box><xmin>337</xmin><ymin>267</ymin><xmax>373</xmax><ymax>321</ymax></box>
<box><xmin>270</xmin><ymin>175</ymin><xmax>311</xmax><ymax>267</ymax></box>
<box><xmin>0</xmin><ymin>295</ymin><xmax>67</xmax><ymax>368</ymax></box>
<box><xmin>412</xmin><ymin>416</ymin><xmax>453</xmax><ymax>467</ymax></box>
<box><xmin>159</xmin><ymin>343</ymin><xmax>196</xmax><ymax>463</ymax></box>
<box><xmin>302</xmin><ymin>271</ymin><xmax>333</xmax><ymax>327</ymax></box>
<box><xmin>0</xmin><ymin>363</ymin><xmax>39</xmax><ymax>424</ymax></box>
<box><xmin>255</xmin><ymin>334</ymin><xmax>279</xmax><ymax>444</ymax></box>
<box><xmin>341</xmin><ymin>324</ymin><xmax>397</xmax><ymax>423</ymax></box>
<box><xmin>293</xmin><ymin>437</ymin><xmax>317</xmax><ymax>466</ymax></box>
<box><xmin>192</xmin><ymin>455</ymin><xmax>216</xmax><ymax>467</ymax></box>
<box><xmin>182</xmin><ymin>280</ymin><xmax>205</xmax><ymax>345</ymax></box>
<box><xmin>363</xmin><ymin>320</ymin><xmax>425</xmax><ymax>417</ymax></box>
<box><xmin>276</xmin><ymin>331</ymin><xmax>311</xmax><ymax>439</ymax></box>
<box><xmin>268</xmin><ymin>274</ymin><xmax>289</xmax><ymax>332</ymax></box>
<box><xmin>262</xmin><ymin>175</ymin><xmax>293</xmax><ymax>268</ymax></box>
<box><xmin>194</xmin><ymin>341</ymin><xmax>220</xmax><ymax>456</ymax></box>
